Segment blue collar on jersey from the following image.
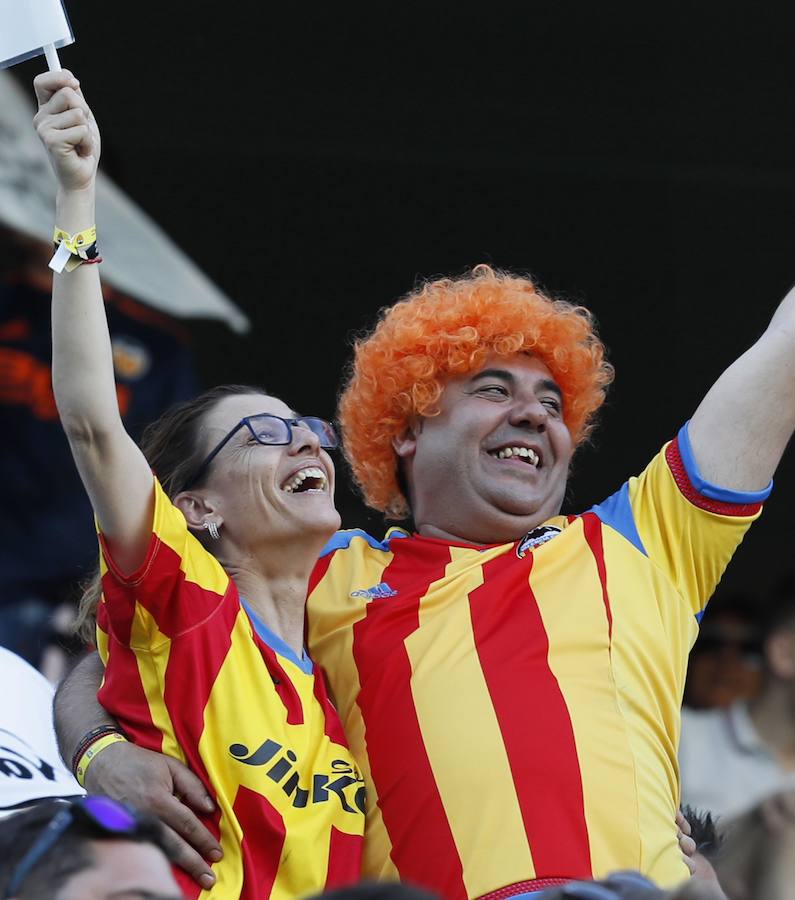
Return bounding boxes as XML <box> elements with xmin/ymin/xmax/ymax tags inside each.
<box><xmin>240</xmin><ymin>598</ymin><xmax>313</xmax><ymax>674</ymax></box>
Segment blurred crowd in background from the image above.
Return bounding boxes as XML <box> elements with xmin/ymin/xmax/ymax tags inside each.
<box><xmin>4</xmin><ymin>196</ymin><xmax>795</xmax><ymax>895</ymax></box>
<box><xmin>2</xmin><ymin>15</ymin><xmax>795</xmax><ymax>894</ymax></box>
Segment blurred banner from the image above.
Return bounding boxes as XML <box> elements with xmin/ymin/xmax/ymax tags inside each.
<box><xmin>0</xmin><ymin>71</ymin><xmax>249</xmax><ymax>332</ymax></box>
<box><xmin>0</xmin><ymin>0</ymin><xmax>74</xmax><ymax>69</ymax></box>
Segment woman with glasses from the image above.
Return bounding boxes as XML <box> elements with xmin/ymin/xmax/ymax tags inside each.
<box><xmin>33</xmin><ymin>70</ymin><xmax>364</xmax><ymax>899</ymax></box>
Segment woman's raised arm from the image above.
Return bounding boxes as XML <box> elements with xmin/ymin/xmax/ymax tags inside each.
<box><xmin>34</xmin><ymin>71</ymin><xmax>154</xmax><ymax>573</ymax></box>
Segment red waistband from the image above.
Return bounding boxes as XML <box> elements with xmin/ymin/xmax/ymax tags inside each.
<box><xmin>478</xmin><ymin>877</ymin><xmax>570</xmax><ymax>898</ymax></box>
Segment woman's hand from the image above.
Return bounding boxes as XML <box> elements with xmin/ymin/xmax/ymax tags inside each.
<box><xmin>33</xmin><ymin>69</ymin><xmax>100</xmax><ymax>194</ymax></box>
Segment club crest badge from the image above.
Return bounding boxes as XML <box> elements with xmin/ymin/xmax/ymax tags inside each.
<box><xmin>516</xmin><ymin>525</ymin><xmax>562</xmax><ymax>558</ymax></box>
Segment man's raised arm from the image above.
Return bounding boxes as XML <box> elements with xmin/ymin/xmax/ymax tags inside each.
<box><xmin>54</xmin><ymin>653</ymin><xmax>223</xmax><ymax>885</ymax></box>
<box><xmin>689</xmin><ymin>284</ymin><xmax>795</xmax><ymax>490</ymax></box>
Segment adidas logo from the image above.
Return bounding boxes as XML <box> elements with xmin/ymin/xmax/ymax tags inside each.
<box><xmin>350</xmin><ymin>582</ymin><xmax>398</xmax><ymax>600</ymax></box>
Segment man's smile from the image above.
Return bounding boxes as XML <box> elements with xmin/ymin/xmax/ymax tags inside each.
<box><xmin>487</xmin><ymin>443</ymin><xmax>544</xmax><ymax>468</ymax></box>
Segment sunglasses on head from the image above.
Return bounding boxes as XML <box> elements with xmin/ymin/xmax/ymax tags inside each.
<box><xmin>3</xmin><ymin>796</ymin><xmax>142</xmax><ymax>898</ymax></box>
<box><xmin>182</xmin><ymin>413</ymin><xmax>338</xmax><ymax>491</ymax></box>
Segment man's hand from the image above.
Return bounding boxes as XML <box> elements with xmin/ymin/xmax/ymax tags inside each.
<box><xmin>86</xmin><ymin>740</ymin><xmax>222</xmax><ymax>890</ymax></box>
<box><xmin>33</xmin><ymin>69</ymin><xmax>100</xmax><ymax>193</ymax></box>
<box><xmin>676</xmin><ymin>809</ymin><xmax>697</xmax><ymax>874</ymax></box>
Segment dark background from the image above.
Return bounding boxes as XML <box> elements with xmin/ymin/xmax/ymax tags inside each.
<box><xmin>14</xmin><ymin>3</ymin><xmax>795</xmax><ymax>601</ymax></box>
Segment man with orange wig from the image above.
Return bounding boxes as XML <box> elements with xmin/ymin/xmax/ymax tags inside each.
<box><xmin>57</xmin><ymin>265</ymin><xmax>789</xmax><ymax>899</ymax></box>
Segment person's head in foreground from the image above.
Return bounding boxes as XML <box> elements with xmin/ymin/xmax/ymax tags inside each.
<box><xmin>535</xmin><ymin>870</ymin><xmax>725</xmax><ymax>899</ymax></box>
<box><xmin>338</xmin><ymin>265</ymin><xmax>614</xmax><ymax>543</ymax></box>
<box><xmin>75</xmin><ymin>384</ymin><xmax>339</xmax><ymax>639</ymax></box>
<box><xmin>0</xmin><ymin>796</ymin><xmax>182</xmax><ymax>900</ymax></box>
<box><xmin>305</xmin><ymin>882</ymin><xmax>439</xmax><ymax>899</ymax></box>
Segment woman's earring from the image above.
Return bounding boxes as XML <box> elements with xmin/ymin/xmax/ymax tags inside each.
<box><xmin>204</xmin><ymin>521</ymin><xmax>220</xmax><ymax>541</ymax></box>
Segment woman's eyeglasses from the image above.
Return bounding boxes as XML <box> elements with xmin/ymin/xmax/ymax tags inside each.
<box><xmin>182</xmin><ymin>413</ymin><xmax>338</xmax><ymax>490</ymax></box>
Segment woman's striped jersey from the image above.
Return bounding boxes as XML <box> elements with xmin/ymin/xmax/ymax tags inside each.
<box><xmin>96</xmin><ymin>479</ymin><xmax>364</xmax><ymax>900</ymax></box>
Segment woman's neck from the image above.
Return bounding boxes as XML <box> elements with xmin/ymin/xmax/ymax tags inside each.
<box><xmin>224</xmin><ymin>563</ymin><xmax>311</xmax><ymax>658</ymax></box>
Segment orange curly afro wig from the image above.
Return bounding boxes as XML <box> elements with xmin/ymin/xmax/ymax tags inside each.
<box><xmin>338</xmin><ymin>265</ymin><xmax>614</xmax><ymax>519</ymax></box>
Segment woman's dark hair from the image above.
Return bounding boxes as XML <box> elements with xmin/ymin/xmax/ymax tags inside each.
<box><xmin>139</xmin><ymin>384</ymin><xmax>269</xmax><ymax>497</ymax></box>
<box><xmin>74</xmin><ymin>384</ymin><xmax>268</xmax><ymax>643</ymax></box>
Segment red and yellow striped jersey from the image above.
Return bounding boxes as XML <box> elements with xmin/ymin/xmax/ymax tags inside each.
<box><xmin>307</xmin><ymin>425</ymin><xmax>770</xmax><ymax>899</ymax></box>
<box><xmin>96</xmin><ymin>479</ymin><xmax>364</xmax><ymax>900</ymax></box>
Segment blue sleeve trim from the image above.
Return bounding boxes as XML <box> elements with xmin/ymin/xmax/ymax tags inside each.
<box><xmin>319</xmin><ymin>528</ymin><xmax>394</xmax><ymax>558</ymax></box>
<box><xmin>695</xmin><ymin>608</ymin><xmax>706</xmax><ymax>624</ymax></box>
<box><xmin>678</xmin><ymin>422</ymin><xmax>773</xmax><ymax>503</ymax></box>
<box><xmin>589</xmin><ymin>482</ymin><xmax>647</xmax><ymax>556</ymax></box>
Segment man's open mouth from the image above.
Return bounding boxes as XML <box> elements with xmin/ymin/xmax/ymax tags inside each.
<box><xmin>488</xmin><ymin>445</ymin><xmax>542</xmax><ymax>468</ymax></box>
<box><xmin>281</xmin><ymin>467</ymin><xmax>328</xmax><ymax>493</ymax></box>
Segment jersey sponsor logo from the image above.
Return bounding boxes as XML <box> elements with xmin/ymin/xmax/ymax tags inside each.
<box><xmin>516</xmin><ymin>525</ymin><xmax>562</xmax><ymax>558</ymax></box>
<box><xmin>350</xmin><ymin>582</ymin><xmax>398</xmax><ymax>600</ymax></box>
<box><xmin>229</xmin><ymin>738</ymin><xmax>366</xmax><ymax>815</ymax></box>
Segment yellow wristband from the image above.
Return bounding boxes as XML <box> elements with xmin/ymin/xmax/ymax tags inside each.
<box><xmin>51</xmin><ymin>226</ymin><xmax>101</xmax><ymax>273</ymax></box>
<box><xmin>53</xmin><ymin>225</ymin><xmax>97</xmax><ymax>254</ymax></box>
<box><xmin>75</xmin><ymin>732</ymin><xmax>127</xmax><ymax>788</ymax></box>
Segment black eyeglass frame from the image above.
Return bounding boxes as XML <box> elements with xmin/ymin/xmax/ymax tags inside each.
<box><xmin>183</xmin><ymin>413</ymin><xmax>339</xmax><ymax>491</ymax></box>
<box><xmin>3</xmin><ymin>796</ymin><xmax>140</xmax><ymax>898</ymax></box>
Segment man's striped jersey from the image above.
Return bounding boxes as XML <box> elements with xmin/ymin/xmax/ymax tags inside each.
<box><xmin>307</xmin><ymin>425</ymin><xmax>770</xmax><ymax>899</ymax></box>
<box><xmin>96</xmin><ymin>479</ymin><xmax>364</xmax><ymax>899</ymax></box>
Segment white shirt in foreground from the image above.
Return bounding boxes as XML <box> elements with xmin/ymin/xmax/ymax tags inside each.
<box><xmin>0</xmin><ymin>647</ymin><xmax>83</xmax><ymax>812</ymax></box>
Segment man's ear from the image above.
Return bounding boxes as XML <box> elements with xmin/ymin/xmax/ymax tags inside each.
<box><xmin>173</xmin><ymin>491</ymin><xmax>223</xmax><ymax>534</ymax></box>
<box><xmin>392</xmin><ymin>419</ymin><xmax>420</xmax><ymax>459</ymax></box>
